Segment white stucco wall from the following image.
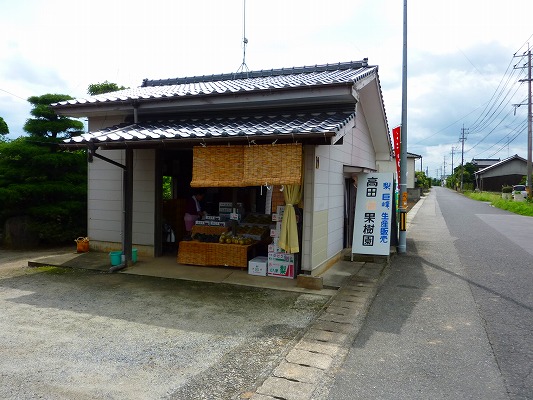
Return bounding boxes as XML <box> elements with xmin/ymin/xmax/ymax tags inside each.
<box><xmin>88</xmin><ymin>149</ymin><xmax>156</xmax><ymax>253</ymax></box>
<box><xmin>302</xmin><ymin>106</ymin><xmax>377</xmax><ymax>273</ymax></box>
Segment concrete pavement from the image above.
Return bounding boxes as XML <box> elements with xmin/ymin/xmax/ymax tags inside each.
<box><xmin>325</xmin><ymin>188</ymin><xmax>509</xmax><ymax>399</ymax></box>
<box><xmin>23</xmin><ymin>198</ymin><xmax>421</xmax><ymax>399</ymax></box>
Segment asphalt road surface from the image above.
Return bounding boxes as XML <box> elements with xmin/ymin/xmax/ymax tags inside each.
<box><xmin>327</xmin><ymin>187</ymin><xmax>533</xmax><ymax>399</ymax></box>
<box><xmin>437</xmin><ymin>187</ymin><xmax>533</xmax><ymax>399</ymax></box>
<box><xmin>0</xmin><ymin>249</ymin><xmax>330</xmax><ymax>400</ymax></box>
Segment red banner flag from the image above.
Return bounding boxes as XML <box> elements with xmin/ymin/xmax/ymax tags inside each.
<box><xmin>392</xmin><ymin>126</ymin><xmax>401</xmax><ymax>184</ymax></box>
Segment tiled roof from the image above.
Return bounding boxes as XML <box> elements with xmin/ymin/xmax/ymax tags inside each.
<box><xmin>54</xmin><ymin>60</ymin><xmax>374</xmax><ymax>107</ymax></box>
<box><xmin>475</xmin><ymin>154</ymin><xmax>526</xmax><ymax>175</ymax></box>
<box><xmin>63</xmin><ymin>110</ymin><xmax>355</xmax><ymax>145</ymax></box>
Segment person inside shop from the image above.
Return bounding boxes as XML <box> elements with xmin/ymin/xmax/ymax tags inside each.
<box><xmin>184</xmin><ymin>188</ymin><xmax>207</xmax><ymax>238</ymax></box>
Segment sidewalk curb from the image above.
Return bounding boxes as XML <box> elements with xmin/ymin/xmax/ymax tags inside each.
<box><xmin>247</xmin><ymin>258</ymin><xmax>390</xmax><ymax>400</ymax></box>
<box><xmin>247</xmin><ymin>194</ymin><xmax>428</xmax><ymax>400</ymax></box>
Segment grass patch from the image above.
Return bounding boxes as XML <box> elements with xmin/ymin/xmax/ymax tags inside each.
<box><xmin>35</xmin><ymin>266</ymin><xmax>71</xmax><ymax>275</ymax></box>
<box><xmin>465</xmin><ymin>191</ymin><xmax>533</xmax><ymax>216</ymax></box>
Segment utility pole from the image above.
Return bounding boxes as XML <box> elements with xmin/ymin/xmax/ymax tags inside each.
<box><xmin>451</xmin><ymin>146</ymin><xmax>456</xmax><ymax>173</ymax></box>
<box><xmin>514</xmin><ymin>48</ymin><xmax>532</xmax><ymax>199</ymax></box>
<box><xmin>398</xmin><ymin>0</ymin><xmax>408</xmax><ymax>254</ymax></box>
<box><xmin>443</xmin><ymin>155</ymin><xmax>447</xmax><ymax>178</ymax></box>
<box><xmin>526</xmin><ymin>48</ymin><xmax>532</xmax><ymax>200</ymax></box>
<box><xmin>459</xmin><ymin>125</ymin><xmax>468</xmax><ymax>191</ymax></box>
<box><xmin>527</xmin><ymin>49</ymin><xmax>533</xmax><ymax>200</ymax></box>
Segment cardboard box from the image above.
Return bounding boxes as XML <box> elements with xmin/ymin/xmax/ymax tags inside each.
<box><xmin>267</xmin><ymin>261</ymin><xmax>294</xmax><ymax>279</ymax></box>
<box><xmin>248</xmin><ymin>256</ymin><xmax>268</xmax><ymax>276</ymax></box>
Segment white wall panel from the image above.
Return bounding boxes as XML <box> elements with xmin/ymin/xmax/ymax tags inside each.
<box><xmin>306</xmin><ymin>102</ymin><xmax>383</xmax><ymax>273</ymax></box>
<box><xmin>87</xmin><ymin>148</ymin><xmax>155</xmax><ymax>248</ymax></box>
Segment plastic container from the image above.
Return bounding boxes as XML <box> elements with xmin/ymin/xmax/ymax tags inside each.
<box><xmin>75</xmin><ymin>237</ymin><xmax>89</xmax><ymax>253</ymax></box>
<box><xmin>109</xmin><ymin>251</ymin><xmax>122</xmax><ymax>266</ymax></box>
<box><xmin>132</xmin><ymin>248</ymin><xmax>138</xmax><ymax>263</ymax></box>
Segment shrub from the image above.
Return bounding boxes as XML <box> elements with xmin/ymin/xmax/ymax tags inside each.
<box><xmin>0</xmin><ymin>137</ymin><xmax>87</xmax><ymax>246</ymax></box>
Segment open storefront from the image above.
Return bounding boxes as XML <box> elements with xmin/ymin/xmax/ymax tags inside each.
<box><xmin>171</xmin><ymin>143</ymin><xmax>303</xmax><ymax>278</ymax></box>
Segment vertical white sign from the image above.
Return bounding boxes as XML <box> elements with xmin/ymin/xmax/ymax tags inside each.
<box><xmin>351</xmin><ymin>173</ymin><xmax>394</xmax><ymax>256</ymax></box>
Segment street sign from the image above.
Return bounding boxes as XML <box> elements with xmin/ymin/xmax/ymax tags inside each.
<box><xmin>402</xmin><ymin>191</ymin><xmax>408</xmax><ymax>208</ymax></box>
<box><xmin>352</xmin><ymin>173</ymin><xmax>394</xmax><ymax>256</ymax></box>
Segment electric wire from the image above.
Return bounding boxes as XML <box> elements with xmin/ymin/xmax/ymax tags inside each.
<box><xmin>472</xmin><ymin>119</ymin><xmax>527</xmax><ymax>158</ymax></box>
<box><xmin>487</xmin><ymin>123</ymin><xmax>526</xmax><ymax>158</ymax></box>
<box><xmin>469</xmin><ymin>63</ymin><xmax>524</xmax><ymax>133</ymax></box>
<box><xmin>465</xmin><ymin>90</ymin><xmax>527</xmax><ymax>153</ymax></box>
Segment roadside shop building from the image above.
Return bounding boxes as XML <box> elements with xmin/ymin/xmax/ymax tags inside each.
<box><xmin>54</xmin><ymin>60</ymin><xmax>392</xmax><ymax>276</ymax></box>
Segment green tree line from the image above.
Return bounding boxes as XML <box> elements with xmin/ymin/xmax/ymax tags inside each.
<box><xmin>0</xmin><ymin>82</ymin><xmax>126</xmax><ymax>247</ymax></box>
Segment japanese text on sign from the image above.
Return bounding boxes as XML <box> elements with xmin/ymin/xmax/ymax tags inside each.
<box><xmin>352</xmin><ymin>173</ymin><xmax>394</xmax><ymax>256</ymax></box>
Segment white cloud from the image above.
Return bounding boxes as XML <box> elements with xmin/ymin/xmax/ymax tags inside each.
<box><xmin>0</xmin><ymin>0</ymin><xmax>532</xmax><ymax>176</ymax></box>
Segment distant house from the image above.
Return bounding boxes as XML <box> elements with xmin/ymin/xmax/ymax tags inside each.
<box><xmin>474</xmin><ymin>154</ymin><xmax>527</xmax><ymax>192</ymax></box>
<box><xmin>472</xmin><ymin>158</ymin><xmax>500</xmax><ymax>171</ymax></box>
<box><xmin>53</xmin><ymin>60</ymin><xmax>392</xmax><ymax>275</ymax></box>
<box><xmin>376</xmin><ymin>151</ymin><xmax>422</xmax><ymax>199</ymax></box>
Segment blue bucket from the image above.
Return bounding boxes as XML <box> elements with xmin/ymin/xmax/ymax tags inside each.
<box><xmin>109</xmin><ymin>251</ymin><xmax>122</xmax><ymax>266</ymax></box>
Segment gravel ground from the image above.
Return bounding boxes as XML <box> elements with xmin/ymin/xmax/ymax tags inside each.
<box><xmin>0</xmin><ymin>248</ymin><xmax>330</xmax><ymax>400</ymax></box>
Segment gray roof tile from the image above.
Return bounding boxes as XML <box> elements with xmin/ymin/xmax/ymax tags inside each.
<box><xmin>64</xmin><ymin>110</ymin><xmax>355</xmax><ymax>145</ymax></box>
<box><xmin>54</xmin><ymin>60</ymin><xmax>374</xmax><ymax>107</ymax></box>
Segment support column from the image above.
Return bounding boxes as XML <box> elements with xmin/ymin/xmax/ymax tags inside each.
<box><xmin>123</xmin><ymin>147</ymin><xmax>134</xmax><ymax>264</ymax></box>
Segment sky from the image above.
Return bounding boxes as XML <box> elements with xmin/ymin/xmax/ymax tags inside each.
<box><xmin>1</xmin><ymin>0</ymin><xmax>532</xmax><ymax>178</ymax></box>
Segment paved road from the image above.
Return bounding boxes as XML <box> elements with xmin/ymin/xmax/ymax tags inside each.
<box><xmin>437</xmin><ymin>187</ymin><xmax>533</xmax><ymax>399</ymax></box>
<box><xmin>327</xmin><ymin>187</ymin><xmax>533</xmax><ymax>399</ymax></box>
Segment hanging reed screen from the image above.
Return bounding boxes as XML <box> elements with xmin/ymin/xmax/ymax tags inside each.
<box><xmin>190</xmin><ymin>143</ymin><xmax>302</xmax><ymax>187</ymax></box>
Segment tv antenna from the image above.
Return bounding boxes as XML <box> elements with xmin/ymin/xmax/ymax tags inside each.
<box><xmin>235</xmin><ymin>0</ymin><xmax>249</xmax><ymax>77</ymax></box>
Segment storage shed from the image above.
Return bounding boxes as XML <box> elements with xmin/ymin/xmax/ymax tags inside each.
<box><xmin>474</xmin><ymin>154</ymin><xmax>527</xmax><ymax>192</ymax></box>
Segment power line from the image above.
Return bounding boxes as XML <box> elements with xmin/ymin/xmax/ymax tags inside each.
<box><xmin>465</xmin><ymin>96</ymin><xmax>524</xmax><ymax>153</ymax></box>
<box><xmin>0</xmin><ymin>87</ymin><xmax>27</xmax><ymax>101</ymax></box>
<box><xmin>469</xmin><ymin>64</ymin><xmax>524</xmax><ymax>133</ymax></box>
<box><xmin>487</xmin><ymin>125</ymin><xmax>525</xmax><ymax>158</ymax></box>
<box><xmin>412</xmin><ymin>103</ymin><xmax>486</xmax><ymax>145</ymax></box>
<box><xmin>472</xmin><ymin>120</ymin><xmax>527</xmax><ymax>158</ymax></box>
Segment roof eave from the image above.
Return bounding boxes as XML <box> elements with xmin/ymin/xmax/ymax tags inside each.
<box><xmin>59</xmin><ymin>131</ymin><xmax>337</xmax><ymax>150</ymax></box>
<box><xmin>53</xmin><ymin>83</ymin><xmax>356</xmax><ymax>118</ymax></box>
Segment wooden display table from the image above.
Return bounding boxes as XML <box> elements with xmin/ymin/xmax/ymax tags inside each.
<box><xmin>177</xmin><ymin>241</ymin><xmax>254</xmax><ymax>268</ymax></box>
